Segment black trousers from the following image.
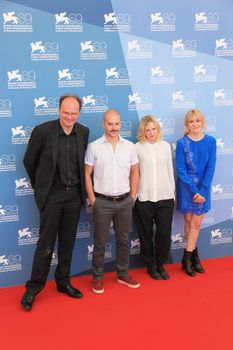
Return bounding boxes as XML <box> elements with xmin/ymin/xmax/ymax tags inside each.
<box><xmin>134</xmin><ymin>198</ymin><xmax>174</xmax><ymax>267</ymax></box>
<box><xmin>26</xmin><ymin>186</ymin><xmax>82</xmax><ymax>296</ymax></box>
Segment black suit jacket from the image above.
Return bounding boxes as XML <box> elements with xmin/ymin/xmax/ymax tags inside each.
<box><xmin>24</xmin><ymin>119</ymin><xmax>89</xmax><ymax>210</ymax></box>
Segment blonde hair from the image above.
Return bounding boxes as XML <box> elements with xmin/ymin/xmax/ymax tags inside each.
<box><xmin>137</xmin><ymin>115</ymin><xmax>163</xmax><ymax>143</ymax></box>
<box><xmin>184</xmin><ymin>109</ymin><xmax>206</xmax><ymax>135</ymax></box>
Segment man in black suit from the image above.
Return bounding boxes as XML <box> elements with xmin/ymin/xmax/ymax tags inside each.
<box><xmin>21</xmin><ymin>94</ymin><xmax>89</xmax><ymax>311</ymax></box>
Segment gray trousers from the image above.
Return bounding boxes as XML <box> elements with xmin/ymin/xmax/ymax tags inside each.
<box><xmin>92</xmin><ymin>195</ymin><xmax>134</xmax><ymax>280</ymax></box>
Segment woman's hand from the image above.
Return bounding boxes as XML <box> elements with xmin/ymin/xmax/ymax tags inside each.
<box><xmin>193</xmin><ymin>193</ymin><xmax>206</xmax><ymax>204</ymax></box>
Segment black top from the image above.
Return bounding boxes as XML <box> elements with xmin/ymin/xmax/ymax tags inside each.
<box><xmin>53</xmin><ymin>124</ymin><xmax>80</xmax><ymax>187</ymax></box>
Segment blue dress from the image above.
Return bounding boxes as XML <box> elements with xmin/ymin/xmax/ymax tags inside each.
<box><xmin>175</xmin><ymin>134</ymin><xmax>216</xmax><ymax>215</ymax></box>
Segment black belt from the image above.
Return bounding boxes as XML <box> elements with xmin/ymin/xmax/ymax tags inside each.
<box><xmin>94</xmin><ymin>192</ymin><xmax>130</xmax><ymax>202</ymax></box>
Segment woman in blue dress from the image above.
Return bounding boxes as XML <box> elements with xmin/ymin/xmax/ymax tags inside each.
<box><xmin>175</xmin><ymin>109</ymin><xmax>216</xmax><ymax>277</ymax></box>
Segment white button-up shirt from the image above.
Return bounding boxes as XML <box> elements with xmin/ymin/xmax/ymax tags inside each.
<box><xmin>135</xmin><ymin>140</ymin><xmax>175</xmax><ymax>202</ymax></box>
<box><xmin>85</xmin><ymin>134</ymin><xmax>138</xmax><ymax>196</ymax></box>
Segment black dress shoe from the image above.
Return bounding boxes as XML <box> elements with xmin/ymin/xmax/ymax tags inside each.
<box><xmin>147</xmin><ymin>267</ymin><xmax>161</xmax><ymax>280</ymax></box>
<box><xmin>57</xmin><ymin>284</ymin><xmax>83</xmax><ymax>298</ymax></box>
<box><xmin>21</xmin><ymin>292</ymin><xmax>34</xmax><ymax>311</ymax></box>
<box><xmin>157</xmin><ymin>265</ymin><xmax>170</xmax><ymax>280</ymax></box>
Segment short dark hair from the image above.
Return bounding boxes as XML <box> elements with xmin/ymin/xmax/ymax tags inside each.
<box><xmin>59</xmin><ymin>94</ymin><xmax>82</xmax><ymax>111</ymax></box>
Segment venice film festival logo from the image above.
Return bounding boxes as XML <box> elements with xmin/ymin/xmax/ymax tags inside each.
<box><xmin>0</xmin><ymin>99</ymin><xmax>12</xmax><ymax>117</ymax></box>
<box><xmin>80</xmin><ymin>40</ymin><xmax>107</xmax><ymax>60</ymax></box>
<box><xmin>128</xmin><ymin>93</ymin><xmax>153</xmax><ymax>111</ymax></box>
<box><xmin>215</xmin><ymin>38</ymin><xmax>233</xmax><ymax>57</ymax></box>
<box><xmin>212</xmin><ymin>184</ymin><xmax>233</xmax><ymax>201</ymax></box>
<box><xmin>104</xmin><ymin>12</ymin><xmax>130</xmax><ymax>32</ymax></box>
<box><xmin>0</xmin><ymin>204</ymin><xmax>19</xmax><ymax>223</ymax></box>
<box><xmin>82</xmin><ymin>95</ymin><xmax>108</xmax><ymax>113</ymax></box>
<box><xmin>216</xmin><ymin>137</ymin><xmax>233</xmax><ymax>155</ymax></box>
<box><xmin>194</xmin><ymin>12</ymin><xmax>219</xmax><ymax>31</ymax></box>
<box><xmin>7</xmin><ymin>69</ymin><xmax>36</xmax><ymax>89</ymax></box>
<box><xmin>127</xmin><ymin>40</ymin><xmax>153</xmax><ymax>59</ymax></box>
<box><xmin>171</xmin><ymin>90</ymin><xmax>195</xmax><ymax>109</ymax></box>
<box><xmin>105</xmin><ymin>67</ymin><xmax>131</xmax><ymax>86</ymax></box>
<box><xmin>55</xmin><ymin>12</ymin><xmax>83</xmax><ymax>32</ymax></box>
<box><xmin>130</xmin><ymin>238</ymin><xmax>140</xmax><ymax>255</ymax></box>
<box><xmin>150</xmin><ymin>12</ymin><xmax>175</xmax><ymax>32</ymax></box>
<box><xmin>11</xmin><ymin>126</ymin><xmax>32</xmax><ymax>145</ymax></box>
<box><xmin>210</xmin><ymin>228</ymin><xmax>232</xmax><ymax>245</ymax></box>
<box><xmin>193</xmin><ymin>65</ymin><xmax>217</xmax><ymax>83</ymax></box>
<box><xmin>58</xmin><ymin>68</ymin><xmax>85</xmax><ymax>88</ymax></box>
<box><xmin>18</xmin><ymin>227</ymin><xmax>39</xmax><ymax>246</ymax></box>
<box><xmin>15</xmin><ymin>177</ymin><xmax>34</xmax><ymax>196</ymax></box>
<box><xmin>213</xmin><ymin>89</ymin><xmax>233</xmax><ymax>107</ymax></box>
<box><xmin>203</xmin><ymin>209</ymin><xmax>215</xmax><ymax>225</ymax></box>
<box><xmin>171</xmin><ymin>233</ymin><xmax>186</xmax><ymax>250</ymax></box>
<box><xmin>87</xmin><ymin>243</ymin><xmax>112</xmax><ymax>261</ymax></box>
<box><xmin>0</xmin><ymin>254</ymin><xmax>22</xmax><ymax>273</ymax></box>
<box><xmin>34</xmin><ymin>96</ymin><xmax>59</xmax><ymax>116</ymax></box>
<box><xmin>2</xmin><ymin>11</ymin><xmax>32</xmax><ymax>32</ymax></box>
<box><xmin>0</xmin><ymin>154</ymin><xmax>16</xmax><ymax>172</ymax></box>
<box><xmin>76</xmin><ymin>222</ymin><xmax>90</xmax><ymax>239</ymax></box>
<box><xmin>31</xmin><ymin>41</ymin><xmax>59</xmax><ymax>61</ymax></box>
<box><xmin>150</xmin><ymin>66</ymin><xmax>175</xmax><ymax>84</ymax></box>
<box><xmin>120</xmin><ymin>121</ymin><xmax>132</xmax><ymax>139</ymax></box>
<box><xmin>206</xmin><ymin>116</ymin><xmax>216</xmax><ymax>133</ymax></box>
<box><xmin>172</xmin><ymin>39</ymin><xmax>197</xmax><ymax>58</ymax></box>
<box><xmin>157</xmin><ymin>118</ymin><xmax>175</xmax><ymax>135</ymax></box>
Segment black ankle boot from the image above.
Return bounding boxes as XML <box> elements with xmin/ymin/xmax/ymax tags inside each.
<box><xmin>191</xmin><ymin>247</ymin><xmax>205</xmax><ymax>273</ymax></box>
<box><xmin>181</xmin><ymin>249</ymin><xmax>196</xmax><ymax>277</ymax></box>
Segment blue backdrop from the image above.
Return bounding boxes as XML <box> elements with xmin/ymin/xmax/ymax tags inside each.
<box><xmin>1</xmin><ymin>0</ymin><xmax>233</xmax><ymax>287</ymax></box>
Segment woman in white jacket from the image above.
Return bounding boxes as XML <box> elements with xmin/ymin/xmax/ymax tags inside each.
<box><xmin>134</xmin><ymin>115</ymin><xmax>175</xmax><ymax>280</ymax></box>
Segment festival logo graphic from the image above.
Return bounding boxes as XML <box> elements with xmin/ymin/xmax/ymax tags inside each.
<box><xmin>128</xmin><ymin>93</ymin><xmax>153</xmax><ymax>111</ymax></box>
<box><xmin>82</xmin><ymin>95</ymin><xmax>108</xmax><ymax>113</ymax></box>
<box><xmin>0</xmin><ymin>154</ymin><xmax>16</xmax><ymax>172</ymax></box>
<box><xmin>193</xmin><ymin>64</ymin><xmax>217</xmax><ymax>83</ymax></box>
<box><xmin>80</xmin><ymin>40</ymin><xmax>107</xmax><ymax>60</ymax></box>
<box><xmin>171</xmin><ymin>90</ymin><xmax>195</xmax><ymax>109</ymax></box>
<box><xmin>104</xmin><ymin>12</ymin><xmax>130</xmax><ymax>32</ymax></box>
<box><xmin>151</xmin><ymin>66</ymin><xmax>175</xmax><ymax>84</ymax></box>
<box><xmin>2</xmin><ymin>11</ymin><xmax>32</xmax><ymax>32</ymax></box>
<box><xmin>120</xmin><ymin>121</ymin><xmax>132</xmax><ymax>139</ymax></box>
<box><xmin>105</xmin><ymin>67</ymin><xmax>131</xmax><ymax>86</ymax></box>
<box><xmin>130</xmin><ymin>238</ymin><xmax>140</xmax><ymax>255</ymax></box>
<box><xmin>34</xmin><ymin>96</ymin><xmax>59</xmax><ymax>116</ymax></box>
<box><xmin>0</xmin><ymin>204</ymin><xmax>19</xmax><ymax>223</ymax></box>
<box><xmin>157</xmin><ymin>118</ymin><xmax>175</xmax><ymax>135</ymax></box>
<box><xmin>18</xmin><ymin>227</ymin><xmax>39</xmax><ymax>246</ymax></box>
<box><xmin>213</xmin><ymin>89</ymin><xmax>233</xmax><ymax>106</ymax></box>
<box><xmin>172</xmin><ymin>39</ymin><xmax>197</xmax><ymax>57</ymax></box>
<box><xmin>215</xmin><ymin>38</ymin><xmax>233</xmax><ymax>57</ymax></box>
<box><xmin>15</xmin><ymin>177</ymin><xmax>34</xmax><ymax>196</ymax></box>
<box><xmin>11</xmin><ymin>126</ymin><xmax>32</xmax><ymax>144</ymax></box>
<box><xmin>58</xmin><ymin>68</ymin><xmax>85</xmax><ymax>88</ymax></box>
<box><xmin>0</xmin><ymin>254</ymin><xmax>22</xmax><ymax>273</ymax></box>
<box><xmin>55</xmin><ymin>12</ymin><xmax>83</xmax><ymax>32</ymax></box>
<box><xmin>206</xmin><ymin>116</ymin><xmax>216</xmax><ymax>133</ymax></box>
<box><xmin>171</xmin><ymin>233</ymin><xmax>186</xmax><ymax>250</ymax></box>
<box><xmin>7</xmin><ymin>69</ymin><xmax>36</xmax><ymax>89</ymax></box>
<box><xmin>210</xmin><ymin>228</ymin><xmax>232</xmax><ymax>245</ymax></box>
<box><xmin>194</xmin><ymin>12</ymin><xmax>219</xmax><ymax>31</ymax></box>
<box><xmin>0</xmin><ymin>99</ymin><xmax>12</xmax><ymax>117</ymax></box>
<box><xmin>212</xmin><ymin>184</ymin><xmax>233</xmax><ymax>200</ymax></box>
<box><xmin>216</xmin><ymin>138</ymin><xmax>233</xmax><ymax>155</ymax></box>
<box><xmin>150</xmin><ymin>12</ymin><xmax>175</xmax><ymax>31</ymax></box>
<box><xmin>76</xmin><ymin>222</ymin><xmax>91</xmax><ymax>239</ymax></box>
<box><xmin>127</xmin><ymin>40</ymin><xmax>153</xmax><ymax>59</ymax></box>
<box><xmin>31</xmin><ymin>41</ymin><xmax>59</xmax><ymax>61</ymax></box>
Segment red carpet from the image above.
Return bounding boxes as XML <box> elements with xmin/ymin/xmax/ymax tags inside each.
<box><xmin>1</xmin><ymin>257</ymin><xmax>233</xmax><ymax>350</ymax></box>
